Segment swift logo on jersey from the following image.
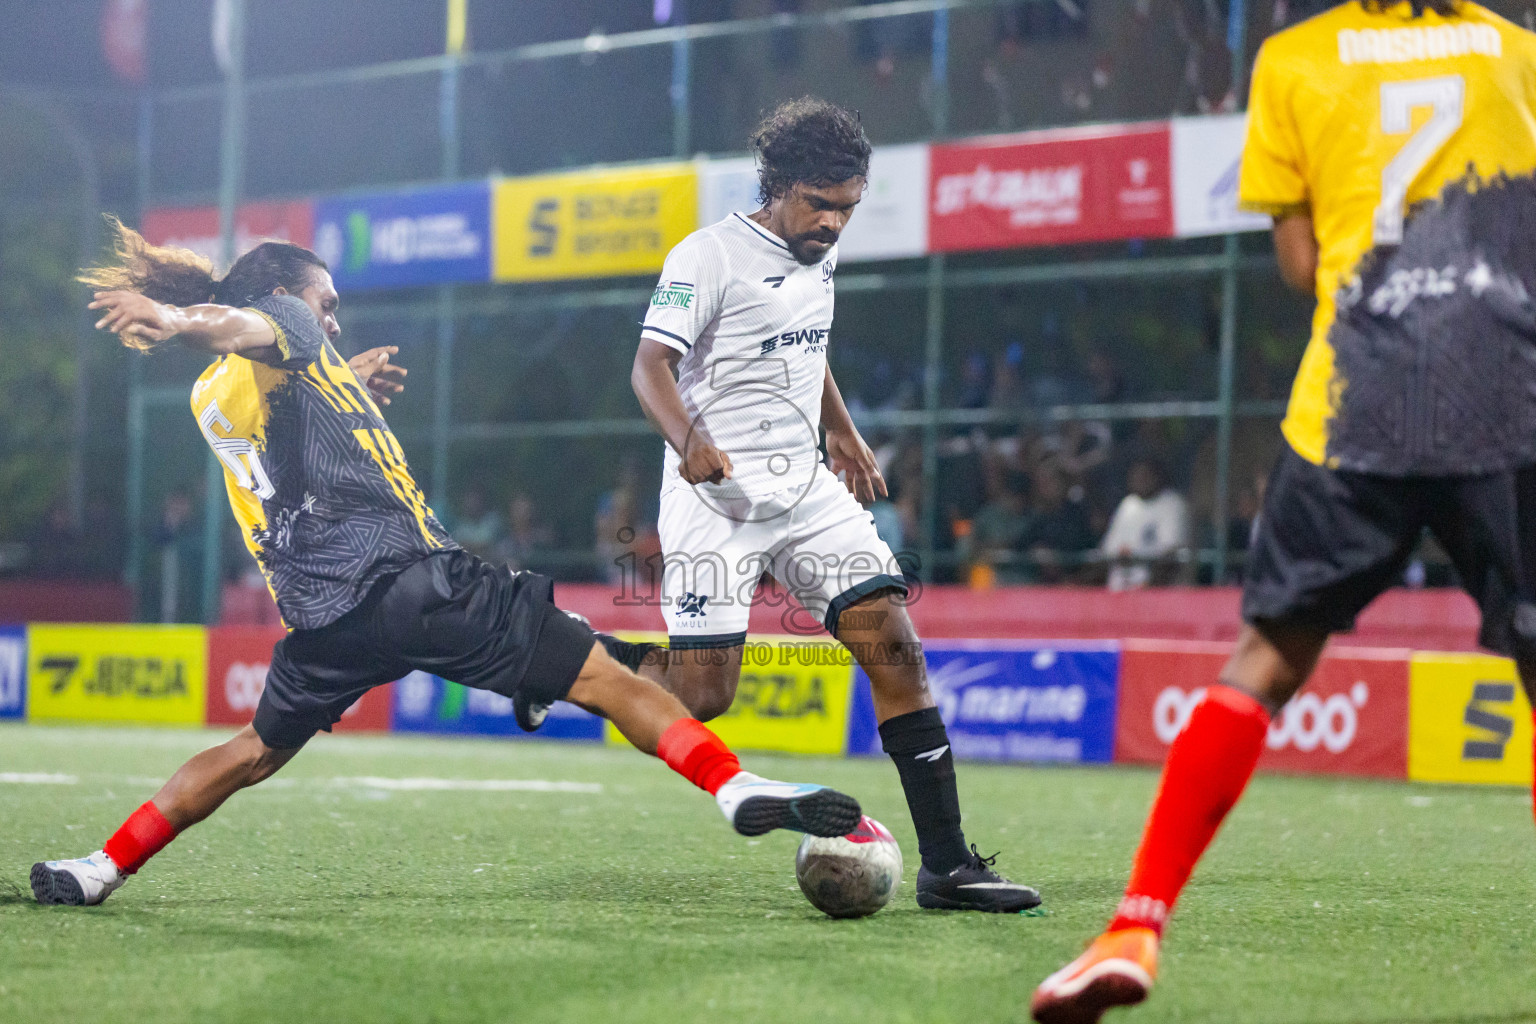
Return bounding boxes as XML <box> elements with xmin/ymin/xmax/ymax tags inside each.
<box><xmin>759</xmin><ymin>327</ymin><xmax>829</xmax><ymax>356</ymax></box>
<box><xmin>651</xmin><ymin>280</ymin><xmax>694</xmax><ymax>309</ymax></box>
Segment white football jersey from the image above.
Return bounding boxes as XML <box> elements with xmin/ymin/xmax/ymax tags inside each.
<box><xmin>641</xmin><ymin>213</ymin><xmax>837</xmax><ymax>499</ymax></box>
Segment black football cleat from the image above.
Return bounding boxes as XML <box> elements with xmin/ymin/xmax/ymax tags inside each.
<box><xmin>916</xmin><ymin>845</ymin><xmax>1041</xmax><ymax>912</ymax></box>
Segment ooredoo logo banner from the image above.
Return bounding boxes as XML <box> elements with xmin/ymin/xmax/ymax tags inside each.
<box><xmin>205</xmin><ymin>626</ymin><xmax>391</xmax><ymax>732</ymax></box>
<box><xmin>929</xmin><ymin>122</ymin><xmax>1172</xmax><ymax>252</ymax></box>
<box><xmin>1115</xmin><ymin>640</ymin><xmax>1410</xmax><ymax>779</ymax></box>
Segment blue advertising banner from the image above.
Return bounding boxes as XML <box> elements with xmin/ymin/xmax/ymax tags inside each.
<box><xmin>0</xmin><ymin>624</ymin><xmax>25</xmax><ymax>720</ymax></box>
<box><xmin>313</xmin><ymin>181</ymin><xmax>491</xmax><ymax>291</ymax></box>
<box><xmin>847</xmin><ymin>642</ymin><xmax>1120</xmax><ymax>763</ymax></box>
<box><xmin>391</xmin><ymin>671</ymin><xmax>603</xmax><ymax>741</ymax></box>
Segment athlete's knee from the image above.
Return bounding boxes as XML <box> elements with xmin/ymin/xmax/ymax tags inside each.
<box><xmin>664</xmin><ymin>649</ymin><xmax>740</xmax><ymax>721</ymax></box>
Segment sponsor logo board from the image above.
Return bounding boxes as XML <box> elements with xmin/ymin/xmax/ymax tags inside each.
<box><xmin>1408</xmin><ymin>652</ymin><xmax>1533</xmax><ymax>786</ymax></box>
<box><xmin>27</xmin><ymin>625</ymin><xmax>206</xmax><ymax>726</ymax></box>
<box><xmin>696</xmin><ymin>145</ymin><xmax>927</xmax><ymax>263</ymax></box>
<box><xmin>605</xmin><ymin>634</ymin><xmax>853</xmax><ymax>755</ymax></box>
<box><xmin>140</xmin><ymin>200</ymin><xmax>315</xmax><ymax>266</ymax></box>
<box><xmin>493</xmin><ymin>162</ymin><xmax>697</xmax><ymax>282</ymax></box>
<box><xmin>846</xmin><ymin>642</ymin><xmax>1120</xmax><ymax>763</ymax></box>
<box><xmin>205</xmin><ymin>626</ymin><xmax>390</xmax><ymax>732</ymax></box>
<box><xmin>929</xmin><ymin>123</ymin><xmax>1172</xmax><ymax>252</ymax></box>
<box><xmin>313</xmin><ymin>181</ymin><xmax>491</xmax><ymax>291</ymax></box>
<box><xmin>392</xmin><ymin>671</ymin><xmax>604</xmax><ymax>742</ymax></box>
<box><xmin>0</xmin><ymin>624</ymin><xmax>24</xmax><ymax>720</ymax></box>
<box><xmin>1170</xmin><ymin>115</ymin><xmax>1270</xmax><ymax>238</ymax></box>
<box><xmin>1115</xmin><ymin>641</ymin><xmax>1409</xmax><ymax>778</ymax></box>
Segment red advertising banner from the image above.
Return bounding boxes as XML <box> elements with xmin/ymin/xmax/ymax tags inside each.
<box><xmin>205</xmin><ymin>626</ymin><xmax>390</xmax><ymax>733</ymax></box>
<box><xmin>929</xmin><ymin>123</ymin><xmax>1173</xmax><ymax>252</ymax></box>
<box><xmin>1114</xmin><ymin>640</ymin><xmax>1410</xmax><ymax>779</ymax></box>
<box><xmin>141</xmin><ymin>200</ymin><xmax>315</xmax><ymax>265</ymax></box>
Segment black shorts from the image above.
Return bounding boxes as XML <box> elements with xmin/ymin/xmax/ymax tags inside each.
<box><xmin>1243</xmin><ymin>446</ymin><xmax>1536</xmax><ymax>656</ymax></box>
<box><xmin>252</xmin><ymin>550</ymin><xmax>596</xmax><ymax>749</ymax></box>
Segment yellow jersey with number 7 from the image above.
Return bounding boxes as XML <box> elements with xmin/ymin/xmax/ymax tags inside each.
<box><xmin>1240</xmin><ymin>1</ymin><xmax>1536</xmax><ymax>476</ymax></box>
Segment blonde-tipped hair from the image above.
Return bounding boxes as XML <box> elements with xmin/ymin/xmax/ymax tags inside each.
<box><xmin>77</xmin><ymin>216</ymin><xmax>217</xmax><ymax>350</ymax></box>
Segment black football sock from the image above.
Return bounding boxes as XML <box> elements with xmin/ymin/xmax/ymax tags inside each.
<box><xmin>596</xmin><ymin>633</ymin><xmax>663</xmax><ymax>673</ymax></box>
<box><xmin>879</xmin><ymin>706</ymin><xmax>970</xmax><ymax>873</ymax></box>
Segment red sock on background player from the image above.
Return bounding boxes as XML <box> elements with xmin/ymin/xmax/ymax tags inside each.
<box><xmin>103</xmin><ymin>800</ymin><xmax>178</xmax><ymax>875</ymax></box>
<box><xmin>1109</xmin><ymin>685</ymin><xmax>1271</xmax><ymax>937</ymax></box>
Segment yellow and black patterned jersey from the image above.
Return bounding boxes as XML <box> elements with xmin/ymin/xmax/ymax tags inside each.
<box><xmin>190</xmin><ymin>294</ymin><xmax>455</xmax><ymax>630</ymax></box>
<box><xmin>1241</xmin><ymin>0</ymin><xmax>1536</xmax><ymax>475</ymax></box>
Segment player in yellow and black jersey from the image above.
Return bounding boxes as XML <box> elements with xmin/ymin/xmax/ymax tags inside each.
<box><xmin>28</xmin><ymin>221</ymin><xmax>864</xmax><ymax>910</ymax></box>
<box><xmin>1033</xmin><ymin>4</ymin><xmax>1536</xmax><ymax>1021</ymax></box>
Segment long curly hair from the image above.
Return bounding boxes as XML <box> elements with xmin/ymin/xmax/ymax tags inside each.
<box><xmin>78</xmin><ymin>215</ymin><xmax>327</xmax><ymax>351</ymax></box>
<box><xmin>752</xmin><ymin>97</ymin><xmax>872</xmax><ymax>206</ymax></box>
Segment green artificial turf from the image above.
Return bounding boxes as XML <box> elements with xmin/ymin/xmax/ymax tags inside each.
<box><xmin>2</xmin><ymin>723</ymin><xmax>1533</xmax><ymax>1024</ymax></box>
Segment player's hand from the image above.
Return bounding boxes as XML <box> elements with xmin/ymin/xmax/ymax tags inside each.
<box><xmin>826</xmin><ymin>427</ymin><xmax>887</xmax><ymax>505</ymax></box>
<box><xmin>349</xmin><ymin>346</ymin><xmax>407</xmax><ymax>406</ymax></box>
<box><xmin>680</xmin><ymin>439</ymin><xmax>733</xmax><ymax>485</ymax></box>
<box><xmin>88</xmin><ymin>290</ymin><xmax>183</xmax><ymax>346</ymax></box>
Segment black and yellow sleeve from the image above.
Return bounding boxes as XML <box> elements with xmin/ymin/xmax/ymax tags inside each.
<box><xmin>246</xmin><ymin>293</ymin><xmax>326</xmax><ymax>370</ymax></box>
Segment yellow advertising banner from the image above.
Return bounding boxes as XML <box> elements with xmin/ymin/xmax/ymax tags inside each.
<box><xmin>607</xmin><ymin>634</ymin><xmax>854</xmax><ymax>756</ymax></box>
<box><xmin>1408</xmin><ymin>652</ymin><xmax>1533</xmax><ymax>786</ymax></box>
<box><xmin>27</xmin><ymin>625</ymin><xmax>207</xmax><ymax>726</ymax></box>
<box><xmin>492</xmin><ymin>163</ymin><xmax>697</xmax><ymax>282</ymax></box>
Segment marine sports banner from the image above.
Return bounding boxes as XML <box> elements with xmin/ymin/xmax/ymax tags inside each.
<box><xmin>313</xmin><ymin>181</ymin><xmax>491</xmax><ymax>291</ymax></box>
<box><xmin>604</xmin><ymin>634</ymin><xmax>855</xmax><ymax>756</ymax></box>
<box><xmin>492</xmin><ymin>162</ymin><xmax>697</xmax><ymax>282</ymax></box>
<box><xmin>391</xmin><ymin>670</ymin><xmax>605</xmax><ymax>742</ymax></box>
<box><xmin>1408</xmin><ymin>653</ymin><xmax>1534</xmax><ymax>786</ymax></box>
<box><xmin>929</xmin><ymin>122</ymin><xmax>1174</xmax><ymax>252</ymax></box>
<box><xmin>0</xmin><ymin>624</ymin><xmax>24</xmax><ymax>720</ymax></box>
<box><xmin>26</xmin><ymin>624</ymin><xmax>206</xmax><ymax>726</ymax></box>
<box><xmin>204</xmin><ymin>626</ymin><xmax>392</xmax><ymax>732</ymax></box>
<box><xmin>846</xmin><ymin>642</ymin><xmax>1121</xmax><ymax>763</ymax></box>
<box><xmin>1115</xmin><ymin>641</ymin><xmax>1411</xmax><ymax>779</ymax></box>
<box><xmin>140</xmin><ymin>199</ymin><xmax>315</xmax><ymax>267</ymax></box>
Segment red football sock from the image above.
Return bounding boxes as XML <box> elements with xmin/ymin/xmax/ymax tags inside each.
<box><xmin>103</xmin><ymin>800</ymin><xmax>178</xmax><ymax>876</ymax></box>
<box><xmin>657</xmin><ymin>719</ymin><xmax>742</xmax><ymax>796</ymax></box>
<box><xmin>1110</xmin><ymin>685</ymin><xmax>1270</xmax><ymax>938</ymax></box>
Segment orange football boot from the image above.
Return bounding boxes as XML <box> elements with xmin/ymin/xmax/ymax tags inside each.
<box><xmin>1030</xmin><ymin>927</ymin><xmax>1159</xmax><ymax>1024</ymax></box>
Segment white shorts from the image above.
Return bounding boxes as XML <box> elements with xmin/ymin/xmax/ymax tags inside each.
<box><xmin>657</xmin><ymin>465</ymin><xmax>909</xmax><ymax>648</ymax></box>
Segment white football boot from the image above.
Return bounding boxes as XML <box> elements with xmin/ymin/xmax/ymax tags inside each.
<box><xmin>714</xmin><ymin>771</ymin><xmax>862</xmax><ymax>837</ymax></box>
<box><xmin>31</xmin><ymin>851</ymin><xmax>126</xmax><ymax>906</ymax></box>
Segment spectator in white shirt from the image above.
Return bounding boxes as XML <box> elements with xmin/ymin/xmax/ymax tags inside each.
<box><xmin>1101</xmin><ymin>458</ymin><xmax>1191</xmax><ymax>591</ymax></box>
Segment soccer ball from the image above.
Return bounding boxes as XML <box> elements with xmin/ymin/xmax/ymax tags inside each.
<box><xmin>794</xmin><ymin>815</ymin><xmax>903</xmax><ymax>919</ymax></box>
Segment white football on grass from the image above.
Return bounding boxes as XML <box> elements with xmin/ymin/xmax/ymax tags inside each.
<box><xmin>795</xmin><ymin>815</ymin><xmax>903</xmax><ymax>919</ymax></box>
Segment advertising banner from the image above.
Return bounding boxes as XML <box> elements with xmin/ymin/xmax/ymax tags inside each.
<box><xmin>27</xmin><ymin>625</ymin><xmax>206</xmax><ymax>726</ymax></box>
<box><xmin>392</xmin><ymin>670</ymin><xmax>605</xmax><ymax>742</ymax></box>
<box><xmin>847</xmin><ymin>642</ymin><xmax>1121</xmax><ymax>763</ymax></box>
<box><xmin>0</xmin><ymin>624</ymin><xmax>24</xmax><ymax>720</ymax></box>
<box><xmin>1170</xmin><ymin>115</ymin><xmax>1270</xmax><ymax>238</ymax></box>
<box><xmin>140</xmin><ymin>200</ymin><xmax>315</xmax><ymax>266</ymax></box>
<box><xmin>1115</xmin><ymin>641</ymin><xmax>1411</xmax><ymax>778</ymax></box>
<box><xmin>493</xmin><ymin>162</ymin><xmax>697</xmax><ymax>282</ymax></box>
<box><xmin>929</xmin><ymin>123</ymin><xmax>1172</xmax><ymax>252</ymax></box>
<box><xmin>205</xmin><ymin>626</ymin><xmax>391</xmax><ymax>732</ymax></box>
<box><xmin>604</xmin><ymin>635</ymin><xmax>854</xmax><ymax>755</ymax></box>
<box><xmin>313</xmin><ymin>181</ymin><xmax>491</xmax><ymax>291</ymax></box>
<box><xmin>1409</xmin><ymin>653</ymin><xmax>1534</xmax><ymax>786</ymax></box>
<box><xmin>697</xmin><ymin>155</ymin><xmax>758</xmax><ymax>228</ymax></box>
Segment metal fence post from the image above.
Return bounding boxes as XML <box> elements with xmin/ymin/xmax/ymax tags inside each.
<box><xmin>431</xmin><ymin>0</ymin><xmax>464</xmax><ymax>512</ymax></box>
<box><xmin>919</xmin><ymin>254</ymin><xmax>945</xmax><ymax>580</ymax></box>
<box><xmin>202</xmin><ymin>0</ymin><xmax>246</xmax><ymax>625</ymax></box>
<box><xmin>671</xmin><ymin>11</ymin><xmax>691</xmax><ymax>159</ymax></box>
<box><xmin>124</xmin><ymin>93</ymin><xmax>153</xmax><ymax>602</ymax></box>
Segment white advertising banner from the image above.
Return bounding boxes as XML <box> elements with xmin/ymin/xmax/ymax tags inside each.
<box><xmin>697</xmin><ymin>144</ymin><xmax>929</xmax><ymax>263</ymax></box>
<box><xmin>1170</xmin><ymin>115</ymin><xmax>1271</xmax><ymax>238</ymax></box>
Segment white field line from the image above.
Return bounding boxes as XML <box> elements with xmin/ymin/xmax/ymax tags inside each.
<box><xmin>0</xmin><ymin>772</ymin><xmax>78</xmax><ymax>785</ymax></box>
<box><xmin>0</xmin><ymin>772</ymin><xmax>599</xmax><ymax>794</ymax></box>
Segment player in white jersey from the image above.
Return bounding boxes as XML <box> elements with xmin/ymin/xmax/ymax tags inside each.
<box><xmin>622</xmin><ymin>98</ymin><xmax>1040</xmax><ymax>913</ymax></box>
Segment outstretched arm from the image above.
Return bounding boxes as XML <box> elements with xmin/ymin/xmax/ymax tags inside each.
<box><xmin>89</xmin><ymin>290</ymin><xmax>280</xmax><ymax>359</ymax></box>
<box><xmin>821</xmin><ymin>365</ymin><xmax>886</xmax><ymax>504</ymax></box>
